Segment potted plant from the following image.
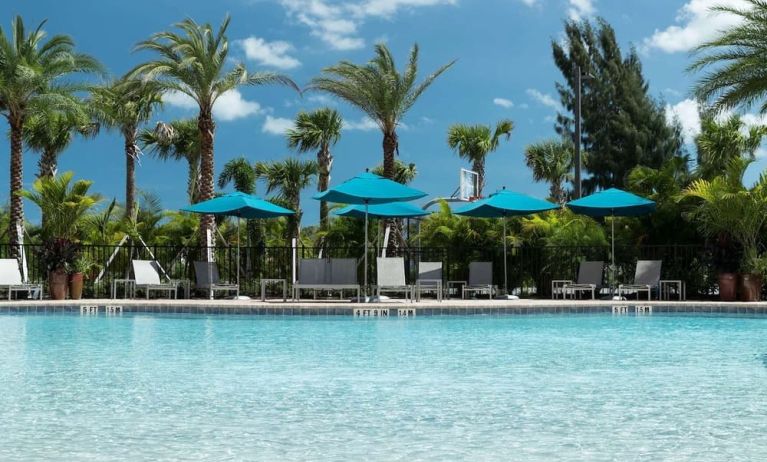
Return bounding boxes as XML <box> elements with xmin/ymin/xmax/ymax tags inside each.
<box><xmin>69</xmin><ymin>254</ymin><xmax>99</xmax><ymax>300</ymax></box>
<box><xmin>39</xmin><ymin>238</ymin><xmax>80</xmax><ymax>300</ymax></box>
<box><xmin>680</xmin><ymin>158</ymin><xmax>767</xmax><ymax>301</ymax></box>
<box><xmin>740</xmin><ymin>253</ymin><xmax>767</xmax><ymax>302</ymax></box>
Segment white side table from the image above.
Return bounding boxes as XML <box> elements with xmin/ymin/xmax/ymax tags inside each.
<box><xmin>112</xmin><ymin>279</ymin><xmax>135</xmax><ymax>299</ymax></box>
<box><xmin>551</xmin><ymin>280</ymin><xmax>572</xmax><ymax>299</ymax></box>
<box><xmin>261</xmin><ymin>279</ymin><xmax>287</xmax><ymax>301</ymax></box>
<box><xmin>660</xmin><ymin>280</ymin><xmax>686</xmax><ymax>301</ymax></box>
<box><xmin>446</xmin><ymin>280</ymin><xmax>466</xmax><ymax>300</ymax></box>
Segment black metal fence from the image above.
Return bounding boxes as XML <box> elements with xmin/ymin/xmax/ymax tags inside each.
<box><xmin>0</xmin><ymin>242</ymin><xmax>717</xmax><ymax>299</ymax></box>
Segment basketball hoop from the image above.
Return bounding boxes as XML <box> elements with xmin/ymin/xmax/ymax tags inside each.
<box><xmin>459</xmin><ymin>168</ymin><xmax>479</xmax><ymax>202</ymax></box>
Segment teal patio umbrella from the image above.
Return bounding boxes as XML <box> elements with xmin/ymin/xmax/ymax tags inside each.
<box><xmin>182</xmin><ymin>192</ymin><xmax>294</xmax><ymax>297</ymax></box>
<box><xmin>566</xmin><ymin>188</ymin><xmax>655</xmax><ymax>285</ymax></box>
<box><xmin>334</xmin><ymin>202</ymin><xmax>430</xmax><ymax>219</ymax></box>
<box><xmin>455</xmin><ymin>188</ymin><xmax>559</xmax><ymax>298</ymax></box>
<box><xmin>314</xmin><ymin>171</ymin><xmax>428</xmax><ymax>292</ymax></box>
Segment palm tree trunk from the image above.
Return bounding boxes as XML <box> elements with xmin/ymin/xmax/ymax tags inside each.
<box><xmin>317</xmin><ymin>144</ymin><xmax>332</xmax><ymax>231</ymax></box>
<box><xmin>38</xmin><ymin>148</ymin><xmax>58</xmax><ymax>179</ymax></box>
<box><xmin>383</xmin><ymin>129</ymin><xmax>401</xmax><ymax>253</ymax></box>
<box><xmin>123</xmin><ymin>127</ymin><xmax>138</xmax><ymax>218</ymax></box>
<box><xmin>187</xmin><ymin>159</ymin><xmax>199</xmax><ymax>204</ymax></box>
<box><xmin>382</xmin><ymin>130</ymin><xmax>398</xmax><ymax>179</ymax></box>
<box><xmin>198</xmin><ymin>108</ymin><xmax>216</xmax><ymax>254</ymax></box>
<box><xmin>472</xmin><ymin>158</ymin><xmax>485</xmax><ymax>198</ymax></box>
<box><xmin>8</xmin><ymin>114</ymin><xmax>25</xmax><ymax>259</ymax></box>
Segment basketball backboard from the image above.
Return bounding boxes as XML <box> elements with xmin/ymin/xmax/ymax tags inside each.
<box><xmin>459</xmin><ymin>168</ymin><xmax>479</xmax><ymax>201</ymax></box>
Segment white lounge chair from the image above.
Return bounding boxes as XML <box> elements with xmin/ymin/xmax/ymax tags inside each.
<box><xmin>462</xmin><ymin>262</ymin><xmax>496</xmax><ymax>299</ymax></box>
<box><xmin>618</xmin><ymin>260</ymin><xmax>662</xmax><ymax>301</ymax></box>
<box><xmin>292</xmin><ymin>258</ymin><xmax>361</xmax><ymax>300</ymax></box>
<box><xmin>194</xmin><ymin>261</ymin><xmax>239</xmax><ymax>299</ymax></box>
<box><xmin>374</xmin><ymin>257</ymin><xmax>412</xmax><ymax>301</ymax></box>
<box><xmin>0</xmin><ymin>258</ymin><xmax>42</xmax><ymax>300</ymax></box>
<box><xmin>562</xmin><ymin>261</ymin><xmax>604</xmax><ymax>299</ymax></box>
<box><xmin>132</xmin><ymin>260</ymin><xmax>178</xmax><ymax>299</ymax></box>
<box><xmin>415</xmin><ymin>261</ymin><xmax>443</xmax><ymax>302</ymax></box>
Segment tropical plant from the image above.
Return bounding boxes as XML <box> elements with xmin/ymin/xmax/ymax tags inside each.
<box><xmin>694</xmin><ymin>113</ymin><xmax>766</xmax><ymax>179</ymax></box>
<box><xmin>447</xmin><ymin>120</ymin><xmax>513</xmax><ymax>197</ymax></box>
<box><xmin>24</xmin><ymin>98</ymin><xmax>98</xmax><ymax>179</ymax></box>
<box><xmin>18</xmin><ymin>171</ymin><xmax>102</xmax><ymax>241</ymax></box>
<box><xmin>38</xmin><ymin>237</ymin><xmax>81</xmax><ymax>273</ymax></box>
<box><xmin>523</xmin><ymin>139</ymin><xmax>574</xmax><ymax>204</ymax></box>
<box><xmin>679</xmin><ymin>157</ymin><xmax>767</xmax><ymax>272</ymax></box>
<box><xmin>218</xmin><ymin>157</ymin><xmax>257</xmax><ymax>194</ymax></box>
<box><xmin>372</xmin><ymin>159</ymin><xmax>418</xmax><ymax>185</ymax></box>
<box><xmin>310</xmin><ymin>43</ymin><xmax>454</xmax><ymax>179</ymax></box>
<box><xmin>130</xmin><ymin>16</ymin><xmax>299</xmax><ymax>247</ymax></box>
<box><xmin>521</xmin><ymin>209</ymin><xmax>607</xmax><ymax>248</ymax></box>
<box><xmin>690</xmin><ymin>0</ymin><xmax>767</xmax><ymax>113</ymax></box>
<box><xmin>139</xmin><ymin>119</ymin><xmax>202</xmax><ymax>203</ymax></box>
<box><xmin>89</xmin><ymin>77</ymin><xmax>163</xmax><ymax>217</ymax></box>
<box><xmin>287</xmin><ymin>108</ymin><xmax>343</xmax><ymax>230</ymax></box>
<box><xmin>0</xmin><ymin>15</ymin><xmax>102</xmax><ymax>254</ymax></box>
<box><xmin>255</xmin><ymin>158</ymin><xmax>318</xmax><ymax>244</ymax></box>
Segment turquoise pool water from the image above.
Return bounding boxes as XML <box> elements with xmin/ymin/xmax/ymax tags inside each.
<box><xmin>1</xmin><ymin>313</ymin><xmax>767</xmax><ymax>461</ymax></box>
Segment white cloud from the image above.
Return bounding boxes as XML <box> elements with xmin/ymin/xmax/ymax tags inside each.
<box><xmin>665</xmin><ymin>98</ymin><xmax>701</xmax><ymax>144</ymax></box>
<box><xmin>665</xmin><ymin>97</ymin><xmax>767</xmax><ymax>145</ymax></box>
<box><xmin>526</xmin><ymin>89</ymin><xmax>561</xmax><ymax>111</ymax></box>
<box><xmin>493</xmin><ymin>97</ymin><xmax>514</xmax><ymax>108</ymax></box>
<box><xmin>163</xmin><ymin>89</ymin><xmax>264</xmax><ymax>121</ymax></box>
<box><xmin>643</xmin><ymin>0</ymin><xmax>748</xmax><ymax>53</ymax></box>
<box><xmin>519</xmin><ymin>0</ymin><xmax>539</xmax><ymax>6</ymax></box>
<box><xmin>262</xmin><ymin>115</ymin><xmax>294</xmax><ymax>135</ymax></box>
<box><xmin>239</xmin><ymin>37</ymin><xmax>301</xmax><ymax>70</ymax></box>
<box><xmin>277</xmin><ymin>0</ymin><xmax>455</xmax><ymax>50</ymax></box>
<box><xmin>343</xmin><ymin>117</ymin><xmax>379</xmax><ymax>131</ymax></box>
<box><xmin>568</xmin><ymin>0</ymin><xmax>596</xmax><ymax>20</ymax></box>
<box><xmin>214</xmin><ymin>90</ymin><xmax>264</xmax><ymax>121</ymax></box>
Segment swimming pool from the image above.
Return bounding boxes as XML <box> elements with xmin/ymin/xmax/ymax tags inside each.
<box><xmin>1</xmin><ymin>313</ymin><xmax>766</xmax><ymax>461</ymax></box>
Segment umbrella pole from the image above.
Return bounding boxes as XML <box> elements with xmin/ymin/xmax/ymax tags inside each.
<box><xmin>364</xmin><ymin>202</ymin><xmax>369</xmax><ymax>300</ymax></box>
<box><xmin>237</xmin><ymin>216</ymin><xmax>241</xmax><ymax>297</ymax></box>
<box><xmin>611</xmin><ymin>213</ymin><xmax>615</xmax><ymax>294</ymax></box>
<box><xmin>503</xmin><ymin>216</ymin><xmax>508</xmax><ymax>296</ymax></box>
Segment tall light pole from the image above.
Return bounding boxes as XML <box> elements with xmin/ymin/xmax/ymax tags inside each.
<box><xmin>573</xmin><ymin>63</ymin><xmax>583</xmax><ymax>199</ymax></box>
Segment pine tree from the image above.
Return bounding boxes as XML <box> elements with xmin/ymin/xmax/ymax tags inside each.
<box><xmin>552</xmin><ymin>18</ymin><xmax>683</xmax><ymax>192</ymax></box>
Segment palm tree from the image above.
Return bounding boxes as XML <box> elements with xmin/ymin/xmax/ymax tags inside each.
<box><xmin>255</xmin><ymin>158</ymin><xmax>317</xmax><ymax>244</ymax></box>
<box><xmin>218</xmin><ymin>157</ymin><xmax>257</xmax><ymax>195</ymax></box>
<box><xmin>0</xmin><ymin>16</ymin><xmax>101</xmax><ymax>254</ymax></box>
<box><xmin>89</xmin><ymin>77</ymin><xmax>163</xmax><ymax>217</ymax></box>
<box><xmin>694</xmin><ymin>113</ymin><xmax>766</xmax><ymax>179</ymax></box>
<box><xmin>372</xmin><ymin>159</ymin><xmax>417</xmax><ymax>185</ymax></box>
<box><xmin>523</xmin><ymin>139</ymin><xmax>574</xmax><ymax>204</ymax></box>
<box><xmin>287</xmin><ymin>108</ymin><xmax>342</xmax><ymax>230</ymax></box>
<box><xmin>19</xmin><ymin>171</ymin><xmax>102</xmax><ymax>241</ymax></box>
<box><xmin>139</xmin><ymin>119</ymin><xmax>202</xmax><ymax>203</ymax></box>
<box><xmin>447</xmin><ymin>120</ymin><xmax>514</xmax><ymax>197</ymax></box>
<box><xmin>690</xmin><ymin>0</ymin><xmax>767</xmax><ymax>112</ymax></box>
<box><xmin>130</xmin><ymin>16</ymin><xmax>299</xmax><ymax>248</ymax></box>
<box><xmin>24</xmin><ymin>100</ymin><xmax>98</xmax><ymax>179</ymax></box>
<box><xmin>310</xmin><ymin>43</ymin><xmax>454</xmax><ymax>179</ymax></box>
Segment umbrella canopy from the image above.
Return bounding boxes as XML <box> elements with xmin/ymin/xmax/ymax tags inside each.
<box><xmin>566</xmin><ymin>188</ymin><xmax>655</xmax><ymax>295</ymax></box>
<box><xmin>455</xmin><ymin>189</ymin><xmax>559</xmax><ymax>298</ymax></box>
<box><xmin>334</xmin><ymin>202</ymin><xmax>430</xmax><ymax>219</ymax></box>
<box><xmin>315</xmin><ymin>171</ymin><xmax>428</xmax><ymax>298</ymax></box>
<box><xmin>181</xmin><ymin>192</ymin><xmax>294</xmax><ymax>298</ymax></box>
<box><xmin>182</xmin><ymin>192</ymin><xmax>295</xmax><ymax>218</ymax></box>
<box><xmin>454</xmin><ymin>189</ymin><xmax>559</xmax><ymax>218</ymax></box>
<box><xmin>566</xmin><ymin>188</ymin><xmax>655</xmax><ymax>217</ymax></box>
<box><xmin>314</xmin><ymin>171</ymin><xmax>427</xmax><ymax>204</ymax></box>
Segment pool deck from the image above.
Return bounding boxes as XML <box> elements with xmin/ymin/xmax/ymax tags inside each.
<box><xmin>2</xmin><ymin>297</ymin><xmax>767</xmax><ymax>316</ymax></box>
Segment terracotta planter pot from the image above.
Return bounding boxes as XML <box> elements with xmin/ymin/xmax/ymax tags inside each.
<box><xmin>69</xmin><ymin>272</ymin><xmax>84</xmax><ymax>300</ymax></box>
<box><xmin>718</xmin><ymin>272</ymin><xmax>738</xmax><ymax>301</ymax></box>
<box><xmin>48</xmin><ymin>269</ymin><xmax>69</xmax><ymax>300</ymax></box>
<box><xmin>738</xmin><ymin>273</ymin><xmax>763</xmax><ymax>302</ymax></box>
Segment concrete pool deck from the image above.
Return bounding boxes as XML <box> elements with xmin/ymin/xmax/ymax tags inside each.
<box><xmin>2</xmin><ymin>298</ymin><xmax>767</xmax><ymax>316</ymax></box>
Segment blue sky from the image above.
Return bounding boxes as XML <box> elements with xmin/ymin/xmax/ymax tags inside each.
<box><xmin>4</xmin><ymin>0</ymin><xmax>765</xmax><ymax>225</ymax></box>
